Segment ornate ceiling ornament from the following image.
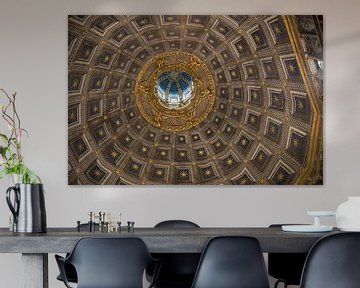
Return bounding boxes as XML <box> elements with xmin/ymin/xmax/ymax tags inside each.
<box><xmin>68</xmin><ymin>15</ymin><xmax>323</xmax><ymax>185</ymax></box>
<box><xmin>135</xmin><ymin>51</ymin><xmax>216</xmax><ymax>132</ymax></box>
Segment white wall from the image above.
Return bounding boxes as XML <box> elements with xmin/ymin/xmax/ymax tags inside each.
<box><xmin>0</xmin><ymin>0</ymin><xmax>360</xmax><ymax>287</ymax></box>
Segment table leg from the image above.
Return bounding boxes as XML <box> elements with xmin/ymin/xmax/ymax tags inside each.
<box><xmin>22</xmin><ymin>253</ymin><xmax>48</xmax><ymax>288</ymax></box>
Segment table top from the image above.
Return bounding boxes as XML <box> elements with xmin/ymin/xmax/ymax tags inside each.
<box><xmin>0</xmin><ymin>227</ymin><xmax>340</xmax><ymax>254</ymax></box>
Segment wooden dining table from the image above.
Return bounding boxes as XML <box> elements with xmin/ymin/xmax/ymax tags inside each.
<box><xmin>0</xmin><ymin>226</ymin><xmax>339</xmax><ymax>288</ymax></box>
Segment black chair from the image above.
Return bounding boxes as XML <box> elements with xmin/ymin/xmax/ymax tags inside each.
<box><xmin>268</xmin><ymin>224</ymin><xmax>308</xmax><ymax>288</ymax></box>
<box><xmin>56</xmin><ymin>223</ymin><xmax>99</xmax><ymax>284</ymax></box>
<box><xmin>191</xmin><ymin>236</ymin><xmax>270</xmax><ymax>288</ymax></box>
<box><xmin>154</xmin><ymin>220</ymin><xmax>200</xmax><ymax>229</ymax></box>
<box><xmin>55</xmin><ymin>237</ymin><xmax>160</xmax><ymax>288</ymax></box>
<box><xmin>300</xmin><ymin>232</ymin><xmax>360</xmax><ymax>288</ymax></box>
<box><xmin>148</xmin><ymin>220</ymin><xmax>201</xmax><ymax>288</ymax></box>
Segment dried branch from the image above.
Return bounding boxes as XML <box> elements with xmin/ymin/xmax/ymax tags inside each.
<box><xmin>0</xmin><ymin>89</ymin><xmax>38</xmax><ymax>182</ymax></box>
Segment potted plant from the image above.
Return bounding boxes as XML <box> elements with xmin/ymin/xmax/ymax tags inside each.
<box><xmin>1</xmin><ymin>88</ymin><xmax>46</xmax><ymax>233</ymax></box>
<box><xmin>0</xmin><ymin>89</ymin><xmax>40</xmax><ymax>183</ymax></box>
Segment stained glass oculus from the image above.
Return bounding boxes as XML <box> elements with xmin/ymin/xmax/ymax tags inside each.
<box><xmin>156</xmin><ymin>70</ymin><xmax>194</xmax><ymax>108</ymax></box>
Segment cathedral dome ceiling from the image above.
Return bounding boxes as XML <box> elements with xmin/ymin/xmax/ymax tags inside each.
<box><xmin>68</xmin><ymin>15</ymin><xmax>323</xmax><ymax>185</ymax></box>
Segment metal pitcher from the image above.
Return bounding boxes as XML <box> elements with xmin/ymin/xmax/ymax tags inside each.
<box><xmin>6</xmin><ymin>183</ymin><xmax>47</xmax><ymax>233</ymax></box>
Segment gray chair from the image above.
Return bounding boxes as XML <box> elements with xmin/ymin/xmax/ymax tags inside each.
<box><xmin>300</xmin><ymin>232</ymin><xmax>360</xmax><ymax>288</ymax></box>
<box><xmin>191</xmin><ymin>236</ymin><xmax>270</xmax><ymax>288</ymax></box>
<box><xmin>56</xmin><ymin>237</ymin><xmax>160</xmax><ymax>288</ymax></box>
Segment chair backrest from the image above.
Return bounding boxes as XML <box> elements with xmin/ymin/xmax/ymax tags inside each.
<box><xmin>300</xmin><ymin>232</ymin><xmax>360</xmax><ymax>288</ymax></box>
<box><xmin>67</xmin><ymin>237</ymin><xmax>153</xmax><ymax>288</ymax></box>
<box><xmin>191</xmin><ymin>236</ymin><xmax>269</xmax><ymax>288</ymax></box>
<box><xmin>155</xmin><ymin>219</ymin><xmax>200</xmax><ymax>228</ymax></box>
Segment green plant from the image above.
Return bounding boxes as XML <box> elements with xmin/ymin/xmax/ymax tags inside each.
<box><xmin>0</xmin><ymin>89</ymin><xmax>41</xmax><ymax>184</ymax></box>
